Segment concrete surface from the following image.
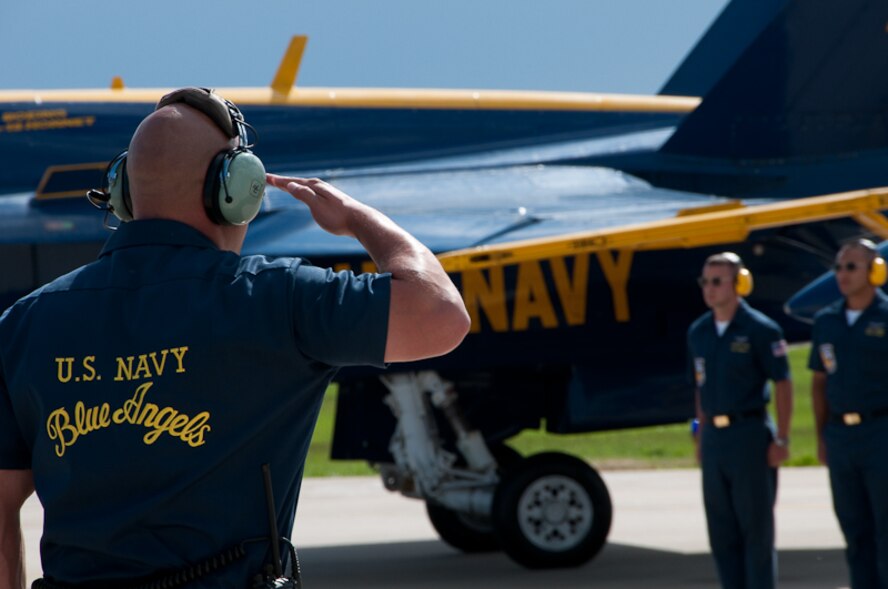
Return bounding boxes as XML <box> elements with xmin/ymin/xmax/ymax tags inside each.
<box><xmin>21</xmin><ymin>467</ymin><xmax>851</xmax><ymax>588</ymax></box>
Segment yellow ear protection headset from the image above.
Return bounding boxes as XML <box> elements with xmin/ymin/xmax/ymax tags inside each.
<box><xmin>871</xmin><ymin>257</ymin><xmax>888</xmax><ymax>286</ymax></box>
<box><xmin>87</xmin><ymin>87</ymin><xmax>266</xmax><ymax>226</ymax></box>
<box><xmin>719</xmin><ymin>252</ymin><xmax>754</xmax><ymax>297</ymax></box>
<box><xmin>845</xmin><ymin>239</ymin><xmax>888</xmax><ymax>287</ymax></box>
<box><xmin>735</xmin><ymin>267</ymin><xmax>754</xmax><ymax>297</ymax></box>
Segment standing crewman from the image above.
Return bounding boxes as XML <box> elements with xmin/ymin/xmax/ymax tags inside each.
<box><xmin>809</xmin><ymin>238</ymin><xmax>888</xmax><ymax>589</ymax></box>
<box><xmin>687</xmin><ymin>252</ymin><xmax>793</xmax><ymax>589</ymax></box>
<box><xmin>0</xmin><ymin>88</ymin><xmax>470</xmax><ymax>588</ymax></box>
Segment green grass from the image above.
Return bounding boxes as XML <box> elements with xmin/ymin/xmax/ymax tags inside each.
<box><xmin>303</xmin><ymin>383</ymin><xmax>376</xmax><ymax>477</ymax></box>
<box><xmin>304</xmin><ymin>345</ymin><xmax>819</xmax><ymax>476</ymax></box>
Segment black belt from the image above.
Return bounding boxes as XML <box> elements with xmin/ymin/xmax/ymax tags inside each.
<box><xmin>31</xmin><ymin>541</ymin><xmax>300</xmax><ymax>589</ymax></box>
<box><xmin>706</xmin><ymin>407</ymin><xmax>766</xmax><ymax>429</ymax></box>
<box><xmin>32</xmin><ymin>545</ymin><xmax>248</xmax><ymax>589</ymax></box>
<box><xmin>829</xmin><ymin>407</ymin><xmax>888</xmax><ymax>426</ymax></box>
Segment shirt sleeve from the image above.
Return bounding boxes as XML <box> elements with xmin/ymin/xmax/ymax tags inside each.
<box><xmin>0</xmin><ymin>361</ymin><xmax>30</xmax><ymax>469</ymax></box>
<box><xmin>755</xmin><ymin>323</ymin><xmax>791</xmax><ymax>382</ymax></box>
<box><xmin>289</xmin><ymin>263</ymin><xmax>391</xmax><ymax>367</ymax></box>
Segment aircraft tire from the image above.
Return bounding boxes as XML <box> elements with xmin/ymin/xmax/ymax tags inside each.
<box><xmin>492</xmin><ymin>452</ymin><xmax>612</xmax><ymax>569</ymax></box>
<box><xmin>426</xmin><ymin>502</ymin><xmax>500</xmax><ymax>553</ymax></box>
<box><xmin>425</xmin><ymin>443</ymin><xmax>522</xmax><ymax>553</ymax></box>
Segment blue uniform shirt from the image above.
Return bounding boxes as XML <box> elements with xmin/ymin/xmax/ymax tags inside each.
<box><xmin>687</xmin><ymin>299</ymin><xmax>790</xmax><ymax>415</ymax></box>
<box><xmin>0</xmin><ymin>219</ymin><xmax>391</xmax><ymax>586</ymax></box>
<box><xmin>808</xmin><ymin>290</ymin><xmax>888</xmax><ymax>413</ymax></box>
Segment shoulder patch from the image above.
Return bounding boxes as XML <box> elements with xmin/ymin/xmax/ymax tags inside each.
<box><xmin>819</xmin><ymin>343</ymin><xmax>837</xmax><ymax>375</ymax></box>
<box><xmin>694</xmin><ymin>357</ymin><xmax>706</xmax><ymax>387</ymax></box>
<box><xmin>771</xmin><ymin>339</ymin><xmax>788</xmax><ymax>357</ymax></box>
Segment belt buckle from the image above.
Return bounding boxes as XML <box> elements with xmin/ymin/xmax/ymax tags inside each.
<box><xmin>843</xmin><ymin>412</ymin><xmax>862</xmax><ymax>426</ymax></box>
<box><xmin>713</xmin><ymin>415</ymin><xmax>731</xmax><ymax>428</ymax></box>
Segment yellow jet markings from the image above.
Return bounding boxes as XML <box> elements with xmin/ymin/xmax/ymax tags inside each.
<box><xmin>320</xmin><ymin>187</ymin><xmax>888</xmax><ymax>333</ymax></box>
<box><xmin>596</xmin><ymin>250</ymin><xmax>633</xmax><ymax>323</ymax></box>
<box><xmin>271</xmin><ymin>36</ymin><xmax>307</xmax><ymax>96</ymax></box>
<box><xmin>462</xmin><ymin>266</ymin><xmax>508</xmax><ymax>332</ymax></box>
<box><xmin>434</xmin><ymin>186</ymin><xmax>888</xmax><ymax>329</ymax></box>
<box><xmin>461</xmin><ymin>262</ymin><xmax>588</xmax><ymax>333</ymax></box>
<box><xmin>0</xmin><ymin>108</ymin><xmax>95</xmax><ymax>134</ymax></box>
<box><xmin>459</xmin><ymin>254</ymin><xmax>627</xmax><ymax>332</ymax></box>
<box><xmin>334</xmin><ymin>261</ymin><xmax>379</xmax><ymax>274</ymax></box>
<box><xmin>853</xmin><ymin>210</ymin><xmax>888</xmax><ymax>239</ymax></box>
<box><xmin>337</xmin><ymin>254</ymin><xmax>604</xmax><ymax>332</ymax></box>
<box><xmin>512</xmin><ymin>261</ymin><xmax>558</xmax><ymax>330</ymax></box>
<box><xmin>550</xmin><ymin>254</ymin><xmax>590</xmax><ymax>326</ymax></box>
<box><xmin>0</xmin><ymin>87</ymin><xmax>699</xmax><ymax>114</ymax></box>
<box><xmin>35</xmin><ymin>162</ymin><xmax>108</xmax><ymax>200</ymax></box>
<box><xmin>0</xmin><ymin>36</ymin><xmax>698</xmax><ymax>112</ymax></box>
<box><xmin>437</xmin><ymin>187</ymin><xmax>888</xmax><ymax>272</ymax></box>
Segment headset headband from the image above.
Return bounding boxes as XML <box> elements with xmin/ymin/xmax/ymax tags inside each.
<box><xmin>87</xmin><ymin>87</ymin><xmax>266</xmax><ymax>227</ymax></box>
<box><xmin>156</xmin><ymin>87</ymin><xmax>253</xmax><ymax>147</ymax></box>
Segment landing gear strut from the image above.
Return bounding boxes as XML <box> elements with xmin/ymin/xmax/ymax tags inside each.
<box><xmin>378</xmin><ymin>370</ymin><xmax>612</xmax><ymax>569</ymax></box>
<box><xmin>425</xmin><ymin>443</ymin><xmax>522</xmax><ymax>553</ymax></box>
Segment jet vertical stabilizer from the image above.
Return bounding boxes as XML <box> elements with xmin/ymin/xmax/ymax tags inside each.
<box><xmin>662</xmin><ymin>0</ymin><xmax>888</xmax><ymax>160</ymax></box>
<box><xmin>659</xmin><ymin>0</ymin><xmax>788</xmax><ymax>98</ymax></box>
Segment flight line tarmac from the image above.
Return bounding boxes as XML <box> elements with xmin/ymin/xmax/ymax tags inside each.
<box><xmin>21</xmin><ymin>467</ymin><xmax>849</xmax><ymax>588</ymax></box>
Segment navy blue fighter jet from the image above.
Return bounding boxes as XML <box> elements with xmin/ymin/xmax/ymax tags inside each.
<box><xmin>3</xmin><ymin>0</ymin><xmax>888</xmax><ymax>569</ymax></box>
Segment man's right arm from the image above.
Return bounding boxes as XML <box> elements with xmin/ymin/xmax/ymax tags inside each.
<box><xmin>694</xmin><ymin>387</ymin><xmax>704</xmax><ymax>465</ymax></box>
<box><xmin>0</xmin><ymin>469</ymin><xmax>34</xmax><ymax>589</ymax></box>
<box><xmin>688</xmin><ymin>332</ymin><xmax>703</xmax><ymax>464</ymax></box>
<box><xmin>811</xmin><ymin>371</ymin><xmax>829</xmax><ymax>465</ymax></box>
<box><xmin>267</xmin><ymin>175</ymin><xmax>470</xmax><ymax>362</ymax></box>
<box><xmin>807</xmin><ymin>321</ymin><xmax>829</xmax><ymax>465</ymax></box>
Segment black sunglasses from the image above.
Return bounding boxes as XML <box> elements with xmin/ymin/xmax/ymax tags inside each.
<box><xmin>834</xmin><ymin>262</ymin><xmax>861</xmax><ymax>272</ymax></box>
<box><xmin>697</xmin><ymin>276</ymin><xmax>726</xmax><ymax>287</ymax></box>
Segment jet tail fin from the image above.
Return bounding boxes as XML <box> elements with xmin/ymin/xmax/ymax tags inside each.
<box><xmin>661</xmin><ymin>0</ymin><xmax>888</xmax><ymax>160</ymax></box>
<box><xmin>270</xmin><ymin>35</ymin><xmax>307</xmax><ymax>95</ymax></box>
<box><xmin>659</xmin><ymin>0</ymin><xmax>787</xmax><ymax>98</ymax></box>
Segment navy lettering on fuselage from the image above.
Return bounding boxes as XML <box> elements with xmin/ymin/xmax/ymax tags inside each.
<box><xmin>335</xmin><ymin>251</ymin><xmax>635</xmax><ymax>333</ymax></box>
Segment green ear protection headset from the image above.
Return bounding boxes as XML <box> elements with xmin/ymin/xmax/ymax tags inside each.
<box><xmin>87</xmin><ymin>87</ymin><xmax>266</xmax><ymax>226</ymax></box>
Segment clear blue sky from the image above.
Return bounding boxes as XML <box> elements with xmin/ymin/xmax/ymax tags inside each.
<box><xmin>0</xmin><ymin>1</ymin><xmax>727</xmax><ymax>94</ymax></box>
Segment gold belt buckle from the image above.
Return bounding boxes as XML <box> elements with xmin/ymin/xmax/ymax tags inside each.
<box><xmin>843</xmin><ymin>412</ymin><xmax>862</xmax><ymax>426</ymax></box>
<box><xmin>713</xmin><ymin>415</ymin><xmax>731</xmax><ymax>428</ymax></box>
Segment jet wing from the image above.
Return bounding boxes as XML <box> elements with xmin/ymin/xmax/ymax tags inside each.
<box><xmin>0</xmin><ymin>192</ymin><xmax>108</xmax><ymax>244</ymax></box>
<box><xmin>437</xmin><ymin>185</ymin><xmax>888</xmax><ymax>271</ymax></box>
<box><xmin>246</xmin><ymin>162</ymin><xmax>888</xmax><ymax>269</ymax></box>
<box><xmin>243</xmin><ymin>165</ymin><xmax>773</xmax><ymax>258</ymax></box>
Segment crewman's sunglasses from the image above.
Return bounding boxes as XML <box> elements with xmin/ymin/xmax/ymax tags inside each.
<box><xmin>697</xmin><ymin>276</ymin><xmax>727</xmax><ymax>287</ymax></box>
<box><xmin>834</xmin><ymin>262</ymin><xmax>861</xmax><ymax>272</ymax></box>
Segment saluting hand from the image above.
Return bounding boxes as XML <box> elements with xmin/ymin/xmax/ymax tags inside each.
<box><xmin>267</xmin><ymin>174</ymin><xmax>367</xmax><ymax>239</ymax></box>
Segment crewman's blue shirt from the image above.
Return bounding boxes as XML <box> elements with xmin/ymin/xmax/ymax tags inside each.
<box><xmin>0</xmin><ymin>219</ymin><xmax>391</xmax><ymax>586</ymax></box>
<box><xmin>687</xmin><ymin>299</ymin><xmax>790</xmax><ymax>415</ymax></box>
<box><xmin>808</xmin><ymin>290</ymin><xmax>888</xmax><ymax>413</ymax></box>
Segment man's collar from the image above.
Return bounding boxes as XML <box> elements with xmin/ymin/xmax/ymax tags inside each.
<box><xmin>840</xmin><ymin>288</ymin><xmax>888</xmax><ymax>314</ymax></box>
<box><xmin>711</xmin><ymin>298</ymin><xmax>747</xmax><ymax>326</ymax></box>
<box><xmin>99</xmin><ymin>219</ymin><xmax>219</xmax><ymax>257</ymax></box>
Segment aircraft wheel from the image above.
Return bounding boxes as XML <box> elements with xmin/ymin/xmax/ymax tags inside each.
<box><xmin>492</xmin><ymin>452</ymin><xmax>612</xmax><ymax>569</ymax></box>
<box><xmin>426</xmin><ymin>444</ymin><xmax>522</xmax><ymax>553</ymax></box>
<box><xmin>426</xmin><ymin>502</ymin><xmax>499</xmax><ymax>552</ymax></box>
